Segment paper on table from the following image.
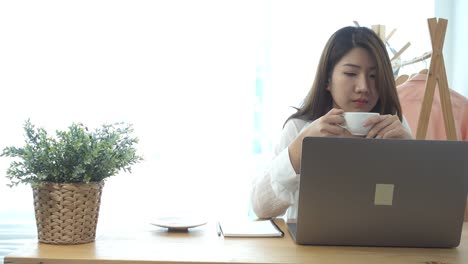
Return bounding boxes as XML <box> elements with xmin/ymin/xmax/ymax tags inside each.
<box><xmin>217</xmin><ymin>219</ymin><xmax>284</xmax><ymax>238</ymax></box>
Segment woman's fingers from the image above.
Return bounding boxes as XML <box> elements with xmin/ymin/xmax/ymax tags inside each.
<box><xmin>302</xmin><ymin>108</ymin><xmax>347</xmax><ymax>137</ymax></box>
<box><xmin>366</xmin><ymin>114</ymin><xmax>411</xmax><ymax>139</ymax></box>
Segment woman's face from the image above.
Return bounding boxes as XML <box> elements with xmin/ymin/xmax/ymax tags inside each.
<box><xmin>326</xmin><ymin>47</ymin><xmax>379</xmax><ymax>112</ymax></box>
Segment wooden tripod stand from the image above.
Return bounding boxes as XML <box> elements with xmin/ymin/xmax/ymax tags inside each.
<box><xmin>416</xmin><ymin>18</ymin><xmax>457</xmax><ymax>140</ymax></box>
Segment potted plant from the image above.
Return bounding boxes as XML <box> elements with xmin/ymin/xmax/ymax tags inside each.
<box><xmin>1</xmin><ymin>119</ymin><xmax>143</xmax><ymax>244</ymax></box>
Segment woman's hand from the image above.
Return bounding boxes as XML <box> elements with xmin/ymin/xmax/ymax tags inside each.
<box><xmin>300</xmin><ymin>108</ymin><xmax>352</xmax><ymax>138</ymax></box>
<box><xmin>288</xmin><ymin>108</ymin><xmax>352</xmax><ymax>173</ymax></box>
<box><xmin>364</xmin><ymin>114</ymin><xmax>412</xmax><ymax>139</ymax></box>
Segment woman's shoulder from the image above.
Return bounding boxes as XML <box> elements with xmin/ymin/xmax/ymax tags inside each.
<box><xmin>274</xmin><ymin>118</ymin><xmax>310</xmax><ymax>155</ymax></box>
<box><xmin>283</xmin><ymin>118</ymin><xmax>309</xmax><ymax>133</ymax></box>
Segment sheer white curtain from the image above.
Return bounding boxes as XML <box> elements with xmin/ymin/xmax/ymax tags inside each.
<box><xmin>0</xmin><ymin>1</ymin><xmax>434</xmax><ymax>228</ymax></box>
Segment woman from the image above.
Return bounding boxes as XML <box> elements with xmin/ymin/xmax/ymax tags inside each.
<box><xmin>250</xmin><ymin>26</ymin><xmax>413</xmax><ymax>220</ymax></box>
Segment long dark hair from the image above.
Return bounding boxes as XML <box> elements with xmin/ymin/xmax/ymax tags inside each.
<box><xmin>285</xmin><ymin>26</ymin><xmax>402</xmax><ymax>126</ymax></box>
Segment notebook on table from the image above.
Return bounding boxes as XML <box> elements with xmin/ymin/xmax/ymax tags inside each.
<box><xmin>217</xmin><ymin>219</ymin><xmax>283</xmax><ymax>237</ymax></box>
<box><xmin>287</xmin><ymin>137</ymin><xmax>468</xmax><ymax>248</ymax></box>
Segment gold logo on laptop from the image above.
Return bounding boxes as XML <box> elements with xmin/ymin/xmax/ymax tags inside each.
<box><xmin>374</xmin><ymin>184</ymin><xmax>394</xmax><ymax>206</ymax></box>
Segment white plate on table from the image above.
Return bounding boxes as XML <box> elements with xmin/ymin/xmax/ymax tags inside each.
<box><xmin>150</xmin><ymin>216</ymin><xmax>207</xmax><ymax>231</ymax></box>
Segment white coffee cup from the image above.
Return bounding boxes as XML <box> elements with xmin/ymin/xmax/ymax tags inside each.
<box><xmin>342</xmin><ymin>112</ymin><xmax>379</xmax><ymax>136</ymax></box>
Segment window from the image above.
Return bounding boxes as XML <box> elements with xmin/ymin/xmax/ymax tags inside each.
<box><xmin>0</xmin><ymin>0</ymin><xmax>434</xmax><ymax>237</ymax></box>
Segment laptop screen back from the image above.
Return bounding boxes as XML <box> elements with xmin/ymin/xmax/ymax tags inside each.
<box><xmin>291</xmin><ymin>137</ymin><xmax>468</xmax><ymax>248</ymax></box>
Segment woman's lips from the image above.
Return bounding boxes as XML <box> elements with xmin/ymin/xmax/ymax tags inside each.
<box><xmin>353</xmin><ymin>99</ymin><xmax>368</xmax><ymax>106</ymax></box>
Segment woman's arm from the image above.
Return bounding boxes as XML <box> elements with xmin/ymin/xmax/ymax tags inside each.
<box><xmin>250</xmin><ymin>119</ymin><xmax>305</xmax><ymax>219</ymax></box>
<box><xmin>288</xmin><ymin>108</ymin><xmax>348</xmax><ymax>173</ymax></box>
<box><xmin>250</xmin><ymin>109</ymin><xmax>349</xmax><ymax>218</ymax></box>
<box><xmin>250</xmin><ymin>149</ymin><xmax>296</xmax><ymax>219</ymax></box>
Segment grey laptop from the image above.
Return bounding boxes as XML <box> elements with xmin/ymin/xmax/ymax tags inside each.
<box><xmin>287</xmin><ymin>137</ymin><xmax>468</xmax><ymax>248</ymax></box>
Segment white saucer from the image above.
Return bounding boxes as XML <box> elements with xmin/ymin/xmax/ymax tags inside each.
<box><xmin>150</xmin><ymin>216</ymin><xmax>207</xmax><ymax>231</ymax></box>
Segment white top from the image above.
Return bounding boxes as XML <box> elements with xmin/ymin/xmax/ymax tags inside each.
<box><xmin>250</xmin><ymin>117</ymin><xmax>412</xmax><ymax>221</ymax></box>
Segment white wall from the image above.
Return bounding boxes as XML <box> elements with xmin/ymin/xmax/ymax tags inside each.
<box><xmin>436</xmin><ymin>0</ymin><xmax>468</xmax><ymax>97</ymax></box>
<box><xmin>452</xmin><ymin>0</ymin><xmax>468</xmax><ymax>97</ymax></box>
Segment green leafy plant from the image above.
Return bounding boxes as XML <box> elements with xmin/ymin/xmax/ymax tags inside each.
<box><xmin>1</xmin><ymin>119</ymin><xmax>143</xmax><ymax>187</ymax></box>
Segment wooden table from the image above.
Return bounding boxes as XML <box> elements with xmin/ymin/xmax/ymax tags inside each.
<box><xmin>5</xmin><ymin>219</ymin><xmax>468</xmax><ymax>264</ymax></box>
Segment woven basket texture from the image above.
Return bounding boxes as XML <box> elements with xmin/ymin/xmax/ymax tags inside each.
<box><xmin>32</xmin><ymin>181</ymin><xmax>104</xmax><ymax>244</ymax></box>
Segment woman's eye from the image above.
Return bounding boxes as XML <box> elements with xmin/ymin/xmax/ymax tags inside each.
<box><xmin>344</xmin><ymin>72</ymin><xmax>356</xmax><ymax>77</ymax></box>
<box><xmin>369</xmin><ymin>74</ymin><xmax>376</xmax><ymax>79</ymax></box>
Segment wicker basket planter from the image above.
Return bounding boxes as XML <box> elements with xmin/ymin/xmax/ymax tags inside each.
<box><xmin>2</xmin><ymin>121</ymin><xmax>142</xmax><ymax>245</ymax></box>
<box><xmin>32</xmin><ymin>181</ymin><xmax>104</xmax><ymax>244</ymax></box>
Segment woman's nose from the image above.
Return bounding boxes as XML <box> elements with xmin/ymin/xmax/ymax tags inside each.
<box><xmin>355</xmin><ymin>75</ymin><xmax>369</xmax><ymax>93</ymax></box>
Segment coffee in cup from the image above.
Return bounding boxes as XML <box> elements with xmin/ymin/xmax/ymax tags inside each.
<box><xmin>342</xmin><ymin>112</ymin><xmax>379</xmax><ymax>136</ymax></box>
